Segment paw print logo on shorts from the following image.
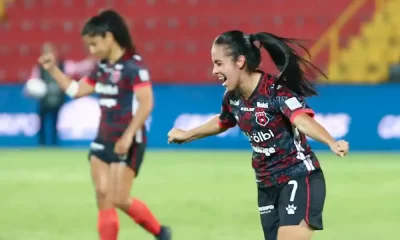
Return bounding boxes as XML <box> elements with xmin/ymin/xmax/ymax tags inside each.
<box><xmin>286</xmin><ymin>204</ymin><xmax>297</xmax><ymax>215</ymax></box>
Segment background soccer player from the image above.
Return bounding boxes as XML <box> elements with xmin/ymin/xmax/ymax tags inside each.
<box><xmin>168</xmin><ymin>30</ymin><xmax>349</xmax><ymax>240</ymax></box>
<box><xmin>38</xmin><ymin>9</ymin><xmax>171</xmax><ymax>240</ymax></box>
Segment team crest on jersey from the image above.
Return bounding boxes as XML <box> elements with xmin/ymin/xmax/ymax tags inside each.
<box><xmin>110</xmin><ymin>70</ymin><xmax>121</xmax><ymax>84</ymax></box>
<box><xmin>255</xmin><ymin>111</ymin><xmax>269</xmax><ymax>126</ymax></box>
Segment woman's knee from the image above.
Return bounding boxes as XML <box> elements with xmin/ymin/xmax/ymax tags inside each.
<box><xmin>111</xmin><ymin>193</ymin><xmax>131</xmax><ymax>210</ymax></box>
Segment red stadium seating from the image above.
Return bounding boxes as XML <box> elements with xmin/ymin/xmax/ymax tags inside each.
<box><xmin>0</xmin><ymin>0</ymin><xmax>375</xmax><ymax>83</ymax></box>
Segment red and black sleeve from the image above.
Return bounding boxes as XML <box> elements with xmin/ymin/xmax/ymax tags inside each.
<box><xmin>131</xmin><ymin>67</ymin><xmax>151</xmax><ymax>91</ymax></box>
<box><xmin>276</xmin><ymin>85</ymin><xmax>315</xmax><ymax>123</ymax></box>
<box><xmin>218</xmin><ymin>92</ymin><xmax>237</xmax><ymax>129</ymax></box>
<box><xmin>80</xmin><ymin>64</ymin><xmax>98</xmax><ymax>87</ymax></box>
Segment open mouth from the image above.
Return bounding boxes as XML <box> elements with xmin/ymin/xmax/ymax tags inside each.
<box><xmin>218</xmin><ymin>75</ymin><xmax>227</xmax><ymax>83</ymax></box>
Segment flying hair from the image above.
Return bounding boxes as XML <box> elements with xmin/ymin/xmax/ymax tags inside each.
<box><xmin>81</xmin><ymin>9</ymin><xmax>136</xmax><ymax>54</ymax></box>
<box><xmin>214</xmin><ymin>30</ymin><xmax>326</xmax><ymax>97</ymax></box>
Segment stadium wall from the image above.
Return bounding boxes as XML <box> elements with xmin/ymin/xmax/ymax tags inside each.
<box><xmin>1</xmin><ymin>84</ymin><xmax>399</xmax><ymax>151</ymax></box>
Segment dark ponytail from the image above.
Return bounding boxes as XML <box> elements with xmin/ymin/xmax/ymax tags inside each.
<box><xmin>214</xmin><ymin>30</ymin><xmax>326</xmax><ymax>97</ymax></box>
<box><xmin>251</xmin><ymin>32</ymin><xmax>324</xmax><ymax>97</ymax></box>
<box><xmin>81</xmin><ymin>9</ymin><xmax>136</xmax><ymax>54</ymax></box>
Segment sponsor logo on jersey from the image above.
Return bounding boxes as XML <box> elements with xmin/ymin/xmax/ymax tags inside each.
<box><xmin>256</xmin><ymin>102</ymin><xmax>268</xmax><ymax>108</ymax></box>
<box><xmin>255</xmin><ymin>111</ymin><xmax>269</xmax><ymax>126</ymax></box>
<box><xmin>247</xmin><ymin>130</ymin><xmax>275</xmax><ymax>143</ymax></box>
<box><xmin>95</xmin><ymin>83</ymin><xmax>119</xmax><ymax>95</ymax></box>
<box><xmin>99</xmin><ymin>98</ymin><xmax>118</xmax><ymax>108</ymax></box>
<box><xmin>133</xmin><ymin>55</ymin><xmax>142</xmax><ymax>61</ymax></box>
<box><xmin>230</xmin><ymin>100</ymin><xmax>239</xmax><ymax>106</ymax></box>
<box><xmin>110</xmin><ymin>70</ymin><xmax>121</xmax><ymax>84</ymax></box>
<box><xmin>252</xmin><ymin>146</ymin><xmax>277</xmax><ymax>156</ymax></box>
<box><xmin>240</xmin><ymin>107</ymin><xmax>254</xmax><ymax>112</ymax></box>
<box><xmin>115</xmin><ymin>64</ymin><xmax>124</xmax><ymax>70</ymax></box>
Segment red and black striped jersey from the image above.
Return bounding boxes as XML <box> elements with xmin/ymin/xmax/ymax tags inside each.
<box><xmin>219</xmin><ymin>72</ymin><xmax>320</xmax><ymax>188</ymax></box>
<box><xmin>81</xmin><ymin>53</ymin><xmax>150</xmax><ymax>143</ymax></box>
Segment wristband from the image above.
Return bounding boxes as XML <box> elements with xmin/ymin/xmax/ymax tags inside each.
<box><xmin>65</xmin><ymin>81</ymin><xmax>79</xmax><ymax>98</ymax></box>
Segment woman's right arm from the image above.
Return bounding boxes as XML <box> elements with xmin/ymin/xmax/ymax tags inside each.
<box><xmin>168</xmin><ymin>93</ymin><xmax>237</xmax><ymax>144</ymax></box>
<box><xmin>47</xmin><ymin>67</ymin><xmax>95</xmax><ymax>98</ymax></box>
<box><xmin>185</xmin><ymin>115</ymin><xmax>228</xmax><ymax>141</ymax></box>
<box><xmin>168</xmin><ymin>115</ymin><xmax>231</xmax><ymax>144</ymax></box>
<box><xmin>39</xmin><ymin>53</ymin><xmax>95</xmax><ymax>98</ymax></box>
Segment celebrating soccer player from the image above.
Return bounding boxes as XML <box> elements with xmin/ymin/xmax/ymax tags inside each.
<box><xmin>168</xmin><ymin>30</ymin><xmax>349</xmax><ymax>240</ymax></box>
<box><xmin>38</xmin><ymin>9</ymin><xmax>171</xmax><ymax>240</ymax></box>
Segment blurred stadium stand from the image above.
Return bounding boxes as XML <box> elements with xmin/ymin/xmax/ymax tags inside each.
<box><xmin>328</xmin><ymin>0</ymin><xmax>400</xmax><ymax>83</ymax></box>
<box><xmin>0</xmin><ymin>0</ymin><xmax>383</xmax><ymax>83</ymax></box>
<box><xmin>0</xmin><ymin>0</ymin><xmax>399</xmax><ymax>151</ymax></box>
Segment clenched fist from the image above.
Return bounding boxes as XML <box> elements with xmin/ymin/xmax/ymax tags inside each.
<box><xmin>329</xmin><ymin>140</ymin><xmax>349</xmax><ymax>157</ymax></box>
<box><xmin>38</xmin><ymin>53</ymin><xmax>56</xmax><ymax>71</ymax></box>
<box><xmin>167</xmin><ymin>128</ymin><xmax>190</xmax><ymax>144</ymax></box>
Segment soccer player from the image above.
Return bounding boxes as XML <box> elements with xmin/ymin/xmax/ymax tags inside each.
<box><xmin>168</xmin><ymin>30</ymin><xmax>349</xmax><ymax>240</ymax></box>
<box><xmin>38</xmin><ymin>10</ymin><xmax>171</xmax><ymax>240</ymax></box>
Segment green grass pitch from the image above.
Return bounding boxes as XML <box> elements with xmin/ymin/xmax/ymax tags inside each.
<box><xmin>1</xmin><ymin>149</ymin><xmax>399</xmax><ymax>240</ymax></box>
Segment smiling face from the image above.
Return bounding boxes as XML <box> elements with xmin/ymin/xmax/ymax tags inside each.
<box><xmin>211</xmin><ymin>44</ymin><xmax>246</xmax><ymax>91</ymax></box>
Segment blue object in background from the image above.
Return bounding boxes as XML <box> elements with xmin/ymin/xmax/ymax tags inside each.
<box><xmin>0</xmin><ymin>85</ymin><xmax>39</xmax><ymax>146</ymax></box>
<box><xmin>0</xmin><ymin>84</ymin><xmax>399</xmax><ymax>151</ymax></box>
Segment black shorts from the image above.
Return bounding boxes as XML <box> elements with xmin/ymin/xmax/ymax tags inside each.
<box><xmin>88</xmin><ymin>137</ymin><xmax>146</xmax><ymax>176</ymax></box>
<box><xmin>257</xmin><ymin>170</ymin><xmax>326</xmax><ymax>240</ymax></box>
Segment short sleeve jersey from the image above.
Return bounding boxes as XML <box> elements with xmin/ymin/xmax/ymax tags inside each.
<box><xmin>81</xmin><ymin>53</ymin><xmax>150</xmax><ymax>143</ymax></box>
<box><xmin>219</xmin><ymin>73</ymin><xmax>320</xmax><ymax>188</ymax></box>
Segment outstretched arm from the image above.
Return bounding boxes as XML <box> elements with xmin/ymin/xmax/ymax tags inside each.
<box><xmin>292</xmin><ymin>113</ymin><xmax>335</xmax><ymax>146</ymax></box>
<box><xmin>168</xmin><ymin>115</ymin><xmax>230</xmax><ymax>144</ymax></box>
<box><xmin>185</xmin><ymin>115</ymin><xmax>228</xmax><ymax>141</ymax></box>
<box><xmin>168</xmin><ymin>93</ymin><xmax>237</xmax><ymax>144</ymax></box>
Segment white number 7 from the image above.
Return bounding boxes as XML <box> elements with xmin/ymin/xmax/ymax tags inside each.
<box><xmin>288</xmin><ymin>180</ymin><xmax>298</xmax><ymax>202</ymax></box>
